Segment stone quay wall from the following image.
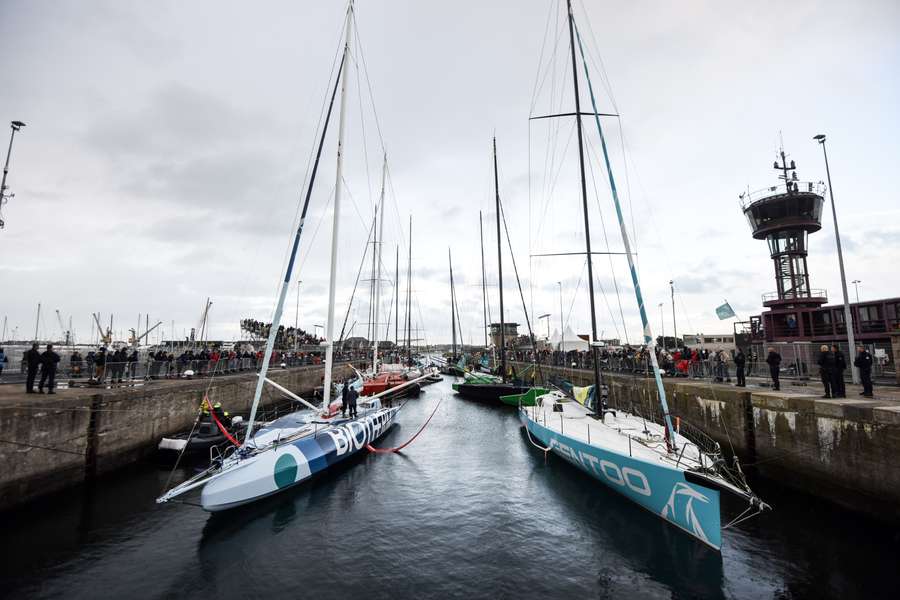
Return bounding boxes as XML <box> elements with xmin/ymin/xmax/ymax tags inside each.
<box><xmin>514</xmin><ymin>362</ymin><xmax>900</xmax><ymax>523</ymax></box>
<box><xmin>0</xmin><ymin>363</ymin><xmax>356</xmax><ymax>512</ymax></box>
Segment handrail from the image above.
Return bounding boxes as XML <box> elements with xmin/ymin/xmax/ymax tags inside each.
<box><xmin>740</xmin><ymin>181</ymin><xmax>826</xmax><ymax>208</ymax></box>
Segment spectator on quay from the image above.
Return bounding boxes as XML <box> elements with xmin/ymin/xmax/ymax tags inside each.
<box><xmin>70</xmin><ymin>350</ymin><xmax>84</xmax><ymax>378</ymax></box>
<box><xmin>94</xmin><ymin>347</ymin><xmax>108</xmax><ymax>382</ymax></box>
<box><xmin>831</xmin><ymin>344</ymin><xmax>846</xmax><ymax>399</ymax></box>
<box><xmin>817</xmin><ymin>344</ymin><xmax>835</xmax><ymax>399</ymax></box>
<box><xmin>0</xmin><ymin>346</ymin><xmax>7</xmax><ymax>381</ymax></box>
<box><xmin>854</xmin><ymin>346</ymin><xmax>874</xmax><ymax>398</ymax></box>
<box><xmin>38</xmin><ymin>344</ymin><xmax>61</xmax><ymax>394</ymax></box>
<box><xmin>766</xmin><ymin>347</ymin><xmax>781</xmax><ymax>391</ymax></box>
<box><xmin>734</xmin><ymin>348</ymin><xmax>746</xmax><ymax>387</ymax></box>
<box><xmin>128</xmin><ymin>349</ymin><xmax>139</xmax><ymax>379</ymax></box>
<box><xmin>24</xmin><ymin>343</ymin><xmax>41</xmax><ymax>393</ymax></box>
<box><xmin>85</xmin><ymin>350</ymin><xmax>95</xmax><ymax>375</ymax></box>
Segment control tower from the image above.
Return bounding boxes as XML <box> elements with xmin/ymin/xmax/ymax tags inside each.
<box><xmin>741</xmin><ymin>149</ymin><xmax>827</xmax><ymax>308</ymax></box>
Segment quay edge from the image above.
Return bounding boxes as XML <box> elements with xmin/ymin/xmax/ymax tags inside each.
<box><xmin>0</xmin><ymin>363</ymin><xmax>358</xmax><ymax>513</ymax></box>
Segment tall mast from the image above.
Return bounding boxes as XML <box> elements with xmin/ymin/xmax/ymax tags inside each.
<box><xmin>322</xmin><ymin>2</ymin><xmax>353</xmax><ymax>410</ymax></box>
<box><xmin>368</xmin><ymin>209</ymin><xmax>377</xmax><ymax>344</ymax></box>
<box><xmin>34</xmin><ymin>302</ymin><xmax>41</xmax><ymax>341</ymax></box>
<box><xmin>371</xmin><ymin>154</ymin><xmax>387</xmax><ymax>374</ymax></box>
<box><xmin>449</xmin><ymin>248</ymin><xmax>457</xmax><ymax>359</ymax></box>
<box><xmin>405</xmin><ymin>215</ymin><xmax>412</xmax><ymax>359</ymax></box>
<box><xmin>479</xmin><ymin>210</ymin><xmax>488</xmax><ymax>349</ymax></box>
<box><xmin>493</xmin><ymin>137</ymin><xmax>507</xmax><ymax>382</ymax></box>
<box><xmin>565</xmin><ymin>0</ymin><xmax>602</xmax><ymax>396</ymax></box>
<box><xmin>244</xmin><ymin>4</ymin><xmax>350</xmax><ymax>438</ymax></box>
<box><xmin>395</xmin><ymin>246</ymin><xmax>399</xmax><ymax>347</ymax></box>
<box><xmin>571</xmin><ymin>11</ymin><xmax>677</xmax><ymax>446</ymax></box>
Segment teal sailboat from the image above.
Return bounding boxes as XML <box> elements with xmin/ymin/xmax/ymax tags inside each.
<box><xmin>516</xmin><ymin>0</ymin><xmax>768</xmax><ymax>550</ymax></box>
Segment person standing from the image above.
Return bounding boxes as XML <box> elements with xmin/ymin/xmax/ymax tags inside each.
<box><xmin>24</xmin><ymin>343</ymin><xmax>41</xmax><ymax>393</ymax></box>
<box><xmin>734</xmin><ymin>348</ymin><xmax>746</xmax><ymax>387</ymax></box>
<box><xmin>0</xmin><ymin>347</ymin><xmax>7</xmax><ymax>381</ymax></box>
<box><xmin>766</xmin><ymin>347</ymin><xmax>782</xmax><ymax>391</ymax></box>
<box><xmin>341</xmin><ymin>379</ymin><xmax>351</xmax><ymax>418</ymax></box>
<box><xmin>854</xmin><ymin>345</ymin><xmax>874</xmax><ymax>398</ymax></box>
<box><xmin>817</xmin><ymin>344</ymin><xmax>835</xmax><ymax>399</ymax></box>
<box><xmin>38</xmin><ymin>344</ymin><xmax>61</xmax><ymax>394</ymax></box>
<box><xmin>831</xmin><ymin>344</ymin><xmax>846</xmax><ymax>398</ymax></box>
<box><xmin>348</xmin><ymin>385</ymin><xmax>359</xmax><ymax>419</ymax></box>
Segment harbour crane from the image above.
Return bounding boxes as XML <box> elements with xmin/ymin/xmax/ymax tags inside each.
<box><xmin>55</xmin><ymin>309</ymin><xmax>71</xmax><ymax>346</ymax></box>
<box><xmin>129</xmin><ymin>321</ymin><xmax>163</xmax><ymax>347</ymax></box>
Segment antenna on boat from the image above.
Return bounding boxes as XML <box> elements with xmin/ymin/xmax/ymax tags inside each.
<box><xmin>564</xmin><ymin>0</ymin><xmax>603</xmax><ymax>399</ymax></box>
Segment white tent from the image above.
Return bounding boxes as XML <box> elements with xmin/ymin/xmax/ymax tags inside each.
<box><xmin>553</xmin><ymin>325</ymin><xmax>589</xmax><ymax>352</ymax></box>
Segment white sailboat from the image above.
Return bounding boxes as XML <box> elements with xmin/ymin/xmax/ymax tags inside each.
<box><xmin>516</xmin><ymin>0</ymin><xmax>768</xmax><ymax>550</ymax></box>
<box><xmin>157</xmin><ymin>1</ymin><xmax>401</xmax><ymax>511</ymax></box>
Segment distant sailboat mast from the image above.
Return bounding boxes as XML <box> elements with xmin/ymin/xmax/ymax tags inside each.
<box><xmin>371</xmin><ymin>154</ymin><xmax>387</xmax><ymax>374</ymax></box>
<box><xmin>493</xmin><ymin>137</ymin><xmax>507</xmax><ymax>382</ymax></box>
<box><xmin>480</xmin><ymin>210</ymin><xmax>489</xmax><ymax>349</ymax></box>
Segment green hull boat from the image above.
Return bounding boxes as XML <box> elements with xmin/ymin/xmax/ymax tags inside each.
<box><xmin>499</xmin><ymin>387</ymin><xmax>548</xmax><ymax>407</ymax></box>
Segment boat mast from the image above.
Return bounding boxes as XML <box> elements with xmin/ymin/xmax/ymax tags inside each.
<box><xmin>371</xmin><ymin>154</ymin><xmax>386</xmax><ymax>374</ymax></box>
<box><xmin>321</xmin><ymin>3</ymin><xmax>354</xmax><ymax>410</ymax></box>
<box><xmin>449</xmin><ymin>248</ymin><xmax>457</xmax><ymax>359</ymax></box>
<box><xmin>493</xmin><ymin>137</ymin><xmax>507</xmax><ymax>382</ymax></box>
<box><xmin>565</xmin><ymin>0</ymin><xmax>602</xmax><ymax>397</ymax></box>
<box><xmin>245</xmin><ymin>5</ymin><xmax>350</xmax><ymax>436</ymax></box>
<box><xmin>405</xmin><ymin>215</ymin><xmax>412</xmax><ymax>360</ymax></box>
<box><xmin>571</xmin><ymin>17</ymin><xmax>677</xmax><ymax>446</ymax></box>
<box><xmin>480</xmin><ymin>210</ymin><xmax>488</xmax><ymax>349</ymax></box>
<box><xmin>394</xmin><ymin>246</ymin><xmax>399</xmax><ymax>348</ymax></box>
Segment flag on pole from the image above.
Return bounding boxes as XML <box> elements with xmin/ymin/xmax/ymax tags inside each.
<box><xmin>715</xmin><ymin>302</ymin><xmax>736</xmax><ymax>320</ymax></box>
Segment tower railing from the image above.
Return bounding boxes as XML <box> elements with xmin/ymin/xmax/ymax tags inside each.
<box><xmin>762</xmin><ymin>289</ymin><xmax>827</xmax><ymax>304</ymax></box>
<box><xmin>740</xmin><ymin>181</ymin><xmax>826</xmax><ymax>208</ymax></box>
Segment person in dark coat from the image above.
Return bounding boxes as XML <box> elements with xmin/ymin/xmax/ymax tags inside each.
<box><xmin>765</xmin><ymin>347</ymin><xmax>781</xmax><ymax>391</ymax></box>
<box><xmin>817</xmin><ymin>344</ymin><xmax>835</xmax><ymax>398</ymax></box>
<box><xmin>24</xmin><ymin>343</ymin><xmax>41</xmax><ymax>393</ymax></box>
<box><xmin>734</xmin><ymin>349</ymin><xmax>746</xmax><ymax>387</ymax></box>
<box><xmin>831</xmin><ymin>344</ymin><xmax>846</xmax><ymax>398</ymax></box>
<box><xmin>854</xmin><ymin>345</ymin><xmax>874</xmax><ymax>398</ymax></box>
<box><xmin>38</xmin><ymin>344</ymin><xmax>61</xmax><ymax>394</ymax></box>
<box><xmin>341</xmin><ymin>379</ymin><xmax>351</xmax><ymax>417</ymax></box>
<box><xmin>347</xmin><ymin>385</ymin><xmax>359</xmax><ymax>419</ymax></box>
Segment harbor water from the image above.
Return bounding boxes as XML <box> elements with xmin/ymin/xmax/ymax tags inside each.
<box><xmin>1</xmin><ymin>377</ymin><xmax>895</xmax><ymax>599</ymax></box>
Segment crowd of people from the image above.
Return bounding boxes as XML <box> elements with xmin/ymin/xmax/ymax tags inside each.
<box><xmin>10</xmin><ymin>343</ymin><xmax>367</xmax><ymax>393</ymax></box>
<box><xmin>240</xmin><ymin>319</ymin><xmax>323</xmax><ymax>347</ymax></box>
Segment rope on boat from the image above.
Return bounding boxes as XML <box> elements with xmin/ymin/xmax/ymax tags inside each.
<box><xmin>206</xmin><ymin>396</ymin><xmax>241</xmax><ymax>447</ymax></box>
<box><xmin>366</xmin><ymin>398</ymin><xmax>442</xmax><ymax>454</ymax></box>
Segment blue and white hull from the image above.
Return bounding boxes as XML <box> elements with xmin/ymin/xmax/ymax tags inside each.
<box><xmin>520</xmin><ymin>397</ymin><xmax>725</xmax><ymax>550</ymax></box>
<box><xmin>200</xmin><ymin>407</ymin><xmax>399</xmax><ymax>511</ymax></box>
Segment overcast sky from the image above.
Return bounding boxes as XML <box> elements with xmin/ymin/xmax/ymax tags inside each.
<box><xmin>1</xmin><ymin>0</ymin><xmax>898</xmax><ymax>347</ymax></box>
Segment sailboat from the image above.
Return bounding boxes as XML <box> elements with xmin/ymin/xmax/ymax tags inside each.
<box><xmin>453</xmin><ymin>138</ymin><xmax>532</xmax><ymax>403</ymax></box>
<box><xmin>514</xmin><ymin>0</ymin><xmax>768</xmax><ymax>550</ymax></box>
<box><xmin>156</xmin><ymin>1</ymin><xmax>401</xmax><ymax>511</ymax></box>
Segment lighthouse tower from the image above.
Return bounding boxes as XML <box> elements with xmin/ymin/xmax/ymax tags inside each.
<box><xmin>742</xmin><ymin>149</ymin><xmax>827</xmax><ymax>309</ymax></box>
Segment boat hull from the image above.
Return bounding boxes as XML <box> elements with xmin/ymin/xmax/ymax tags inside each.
<box><xmin>520</xmin><ymin>409</ymin><xmax>722</xmax><ymax>550</ymax></box>
<box><xmin>200</xmin><ymin>407</ymin><xmax>399</xmax><ymax>511</ymax></box>
<box><xmin>453</xmin><ymin>382</ymin><xmax>532</xmax><ymax>403</ymax></box>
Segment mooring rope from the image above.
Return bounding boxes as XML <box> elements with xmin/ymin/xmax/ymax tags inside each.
<box><xmin>366</xmin><ymin>397</ymin><xmax>442</xmax><ymax>454</ymax></box>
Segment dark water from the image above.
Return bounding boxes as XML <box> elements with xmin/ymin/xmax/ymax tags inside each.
<box><xmin>2</xmin><ymin>378</ymin><xmax>896</xmax><ymax>599</ymax></box>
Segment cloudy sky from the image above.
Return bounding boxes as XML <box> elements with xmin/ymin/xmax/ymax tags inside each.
<box><xmin>1</xmin><ymin>0</ymin><xmax>898</xmax><ymax>347</ymax></box>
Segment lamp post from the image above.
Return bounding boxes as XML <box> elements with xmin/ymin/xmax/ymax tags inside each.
<box><xmin>814</xmin><ymin>134</ymin><xmax>858</xmax><ymax>384</ymax></box>
<box><xmin>852</xmin><ymin>279</ymin><xmax>861</xmax><ymax>304</ymax></box>
<box><xmin>659</xmin><ymin>303</ymin><xmax>666</xmax><ymax>352</ymax></box>
<box><xmin>0</xmin><ymin>120</ymin><xmax>26</xmax><ymax>230</ymax></box>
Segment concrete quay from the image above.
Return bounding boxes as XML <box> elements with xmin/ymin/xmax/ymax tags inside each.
<box><xmin>0</xmin><ymin>363</ymin><xmax>357</xmax><ymax>512</ymax></box>
<box><xmin>513</xmin><ymin>362</ymin><xmax>900</xmax><ymax>524</ymax></box>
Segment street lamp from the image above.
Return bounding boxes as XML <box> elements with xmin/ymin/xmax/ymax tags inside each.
<box><xmin>814</xmin><ymin>133</ymin><xmax>858</xmax><ymax>383</ymax></box>
<box><xmin>659</xmin><ymin>303</ymin><xmax>666</xmax><ymax>352</ymax></box>
<box><xmin>0</xmin><ymin>120</ymin><xmax>26</xmax><ymax>230</ymax></box>
<box><xmin>557</xmin><ymin>281</ymin><xmax>564</xmax><ymax>352</ymax></box>
<box><xmin>852</xmin><ymin>279</ymin><xmax>861</xmax><ymax>304</ymax></box>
